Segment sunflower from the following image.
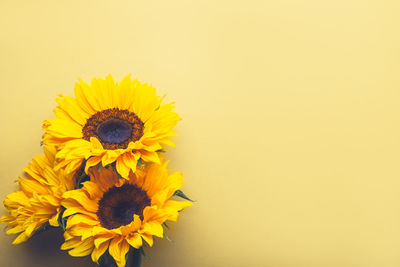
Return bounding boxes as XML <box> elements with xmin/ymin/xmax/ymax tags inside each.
<box><xmin>0</xmin><ymin>146</ymin><xmax>75</xmax><ymax>244</ymax></box>
<box><xmin>42</xmin><ymin>75</ymin><xmax>180</xmax><ymax>178</ymax></box>
<box><xmin>60</xmin><ymin>162</ymin><xmax>191</xmax><ymax>267</ymax></box>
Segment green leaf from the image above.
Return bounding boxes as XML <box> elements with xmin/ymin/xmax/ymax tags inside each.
<box><xmin>173</xmin><ymin>190</ymin><xmax>195</xmax><ymax>202</ymax></box>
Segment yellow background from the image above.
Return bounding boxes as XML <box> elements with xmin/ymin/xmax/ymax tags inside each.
<box><xmin>1</xmin><ymin>0</ymin><xmax>400</xmax><ymax>266</ymax></box>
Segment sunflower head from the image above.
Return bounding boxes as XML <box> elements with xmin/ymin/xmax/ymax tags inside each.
<box><xmin>42</xmin><ymin>75</ymin><xmax>181</xmax><ymax>178</ymax></box>
<box><xmin>61</xmin><ymin>162</ymin><xmax>191</xmax><ymax>267</ymax></box>
<box><xmin>0</xmin><ymin>146</ymin><xmax>75</xmax><ymax>244</ymax></box>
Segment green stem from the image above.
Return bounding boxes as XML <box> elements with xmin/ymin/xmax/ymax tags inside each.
<box><xmin>129</xmin><ymin>249</ymin><xmax>142</xmax><ymax>267</ymax></box>
<box><xmin>98</xmin><ymin>249</ymin><xmax>142</xmax><ymax>267</ymax></box>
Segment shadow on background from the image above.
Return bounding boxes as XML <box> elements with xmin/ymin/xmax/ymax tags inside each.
<box><xmin>18</xmin><ymin>228</ymin><xmax>94</xmax><ymax>267</ymax></box>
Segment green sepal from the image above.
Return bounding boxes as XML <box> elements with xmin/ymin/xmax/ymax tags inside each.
<box><xmin>75</xmin><ymin>160</ymin><xmax>90</xmax><ymax>189</ymax></box>
<box><xmin>173</xmin><ymin>190</ymin><xmax>195</xmax><ymax>202</ymax></box>
<box><xmin>162</xmin><ymin>223</ymin><xmax>172</xmax><ymax>242</ymax></box>
<box><xmin>76</xmin><ymin>173</ymin><xmax>90</xmax><ymax>189</ymax></box>
<box><xmin>97</xmin><ymin>163</ymin><xmax>104</xmax><ymax>173</ymax></box>
<box><xmin>74</xmin><ymin>160</ymin><xmax>88</xmax><ymax>189</ymax></box>
<box><xmin>33</xmin><ymin>222</ymin><xmax>55</xmax><ymax>237</ymax></box>
<box><xmin>155</xmin><ymin>149</ymin><xmax>166</xmax><ymax>153</ymax></box>
<box><xmin>110</xmin><ymin>161</ymin><xmax>117</xmax><ymax>169</ymax></box>
<box><xmin>139</xmin><ymin>247</ymin><xmax>149</xmax><ymax>260</ymax></box>
<box><xmin>57</xmin><ymin>207</ymin><xmax>68</xmax><ymax>231</ymax></box>
<box><xmin>164</xmin><ymin>232</ymin><xmax>172</xmax><ymax>243</ymax></box>
<box><xmin>162</xmin><ymin>222</ymin><xmax>169</xmax><ymax>229</ymax></box>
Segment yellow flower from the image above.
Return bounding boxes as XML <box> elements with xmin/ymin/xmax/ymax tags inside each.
<box><xmin>61</xmin><ymin>162</ymin><xmax>191</xmax><ymax>267</ymax></box>
<box><xmin>42</xmin><ymin>75</ymin><xmax>180</xmax><ymax>178</ymax></box>
<box><xmin>0</xmin><ymin>146</ymin><xmax>75</xmax><ymax>244</ymax></box>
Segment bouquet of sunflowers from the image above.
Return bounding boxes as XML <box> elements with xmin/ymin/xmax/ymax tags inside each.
<box><xmin>0</xmin><ymin>75</ymin><xmax>192</xmax><ymax>267</ymax></box>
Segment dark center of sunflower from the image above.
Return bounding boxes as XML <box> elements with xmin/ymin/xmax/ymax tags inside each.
<box><xmin>82</xmin><ymin>108</ymin><xmax>144</xmax><ymax>150</ymax></box>
<box><xmin>96</xmin><ymin>184</ymin><xmax>150</xmax><ymax>229</ymax></box>
<box><xmin>96</xmin><ymin>119</ymin><xmax>132</xmax><ymax>144</ymax></box>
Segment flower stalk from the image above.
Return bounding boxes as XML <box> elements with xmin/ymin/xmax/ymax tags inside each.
<box><xmin>98</xmin><ymin>249</ymin><xmax>142</xmax><ymax>267</ymax></box>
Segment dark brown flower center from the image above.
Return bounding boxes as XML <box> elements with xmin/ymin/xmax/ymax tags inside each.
<box><xmin>96</xmin><ymin>184</ymin><xmax>150</xmax><ymax>229</ymax></box>
<box><xmin>82</xmin><ymin>108</ymin><xmax>144</xmax><ymax>149</ymax></box>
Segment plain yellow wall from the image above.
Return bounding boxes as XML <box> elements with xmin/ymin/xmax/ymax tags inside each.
<box><xmin>1</xmin><ymin>0</ymin><xmax>400</xmax><ymax>266</ymax></box>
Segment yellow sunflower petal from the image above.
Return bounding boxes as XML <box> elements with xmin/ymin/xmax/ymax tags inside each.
<box><xmin>85</xmin><ymin>155</ymin><xmax>103</xmax><ymax>173</ymax></box>
<box><xmin>102</xmin><ymin>150</ymin><xmax>120</xmax><ymax>167</ymax></box>
<box><xmin>63</xmin><ymin>191</ymin><xmax>98</xmax><ymax>213</ymax></box>
<box><xmin>119</xmin><ymin>152</ymin><xmax>137</xmax><ymax>177</ymax></box>
<box><xmin>109</xmin><ymin>238</ymin><xmax>130</xmax><ymax>267</ymax></box>
<box><xmin>92</xmin><ymin>78</ymin><xmax>112</xmax><ymax>109</ymax></box>
<box><xmin>18</xmin><ymin>179</ymin><xmax>48</xmax><ymax>196</ymax></box>
<box><xmin>165</xmin><ymin>172</ymin><xmax>184</xmax><ymax>199</ymax></box>
<box><xmin>59</xmin><ymin>164</ymin><xmax>190</xmax><ymax>266</ymax></box>
<box><xmin>74</xmin><ymin>81</ymin><xmax>96</xmax><ymax>114</ymax></box>
<box><xmin>48</xmin><ymin>213</ymin><xmax>60</xmax><ymax>227</ymax></box>
<box><xmin>67</xmin><ymin>214</ymin><xmax>99</xmax><ymax>228</ymax></box>
<box><xmin>94</xmin><ymin>233</ymin><xmax>115</xmax><ymax>248</ymax></box>
<box><xmin>81</xmin><ymin>181</ymin><xmax>103</xmax><ymax>200</ymax></box>
<box><xmin>116</xmin><ymin>156</ymin><xmax>130</xmax><ymax>178</ymax></box>
<box><xmin>126</xmin><ymin>233</ymin><xmax>142</xmax><ymax>249</ymax></box>
<box><xmin>91</xmin><ymin>240</ymin><xmax>110</xmax><ymax>264</ymax></box>
<box><xmin>62</xmin><ymin>206</ymin><xmax>97</xmax><ymax>218</ymax></box>
<box><xmin>68</xmin><ymin>237</ymin><xmax>94</xmax><ymax>257</ymax></box>
<box><xmin>56</xmin><ymin>96</ymin><xmax>88</xmax><ymax>125</ymax></box>
<box><xmin>1</xmin><ymin>147</ymin><xmax>73</xmax><ymax>244</ymax></box>
<box><xmin>12</xmin><ymin>232</ymin><xmax>30</xmax><ymax>245</ymax></box>
<box><xmin>116</xmin><ymin>75</ymin><xmax>134</xmax><ymax>110</ymax></box>
<box><xmin>6</xmin><ymin>225</ymin><xmax>25</xmax><ymax>235</ymax></box>
<box><xmin>163</xmin><ymin>200</ymin><xmax>193</xmax><ymax>221</ymax></box>
<box><xmin>42</xmin><ymin>75</ymin><xmax>180</xmax><ymax>176</ymax></box>
<box><xmin>79</xmin><ymin>78</ymin><xmax>102</xmax><ymax>111</ymax></box>
<box><xmin>140</xmin><ymin>216</ymin><xmax>164</xmax><ymax>238</ymax></box>
<box><xmin>61</xmin><ymin>237</ymin><xmax>84</xmax><ymax>250</ymax></box>
<box><xmin>139</xmin><ymin>150</ymin><xmax>160</xmax><ymax>164</ymax></box>
<box><xmin>140</xmin><ymin>233</ymin><xmax>153</xmax><ymax>247</ymax></box>
<box><xmin>130</xmin><ymin>82</ymin><xmax>161</xmax><ymax>123</ymax></box>
<box><xmin>90</xmin><ymin>137</ymin><xmax>104</xmax><ymax>151</ymax></box>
